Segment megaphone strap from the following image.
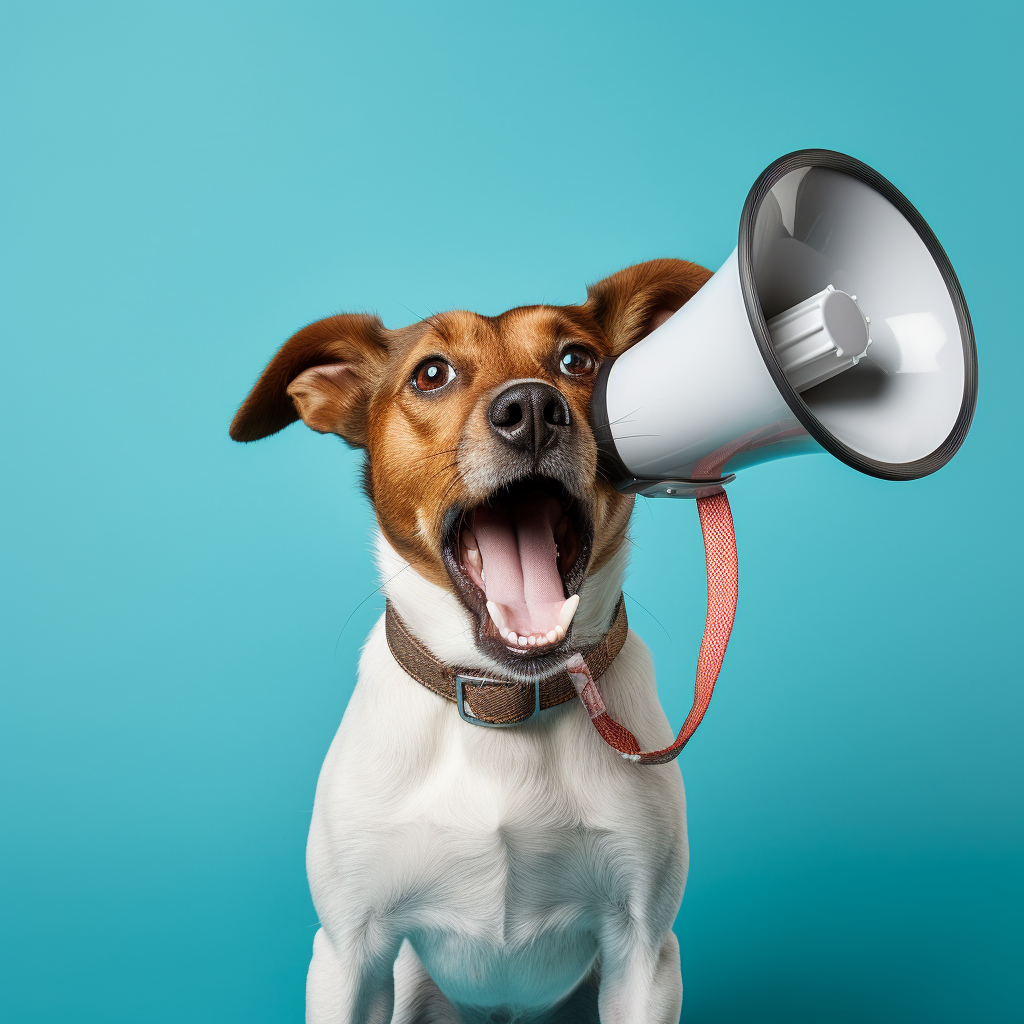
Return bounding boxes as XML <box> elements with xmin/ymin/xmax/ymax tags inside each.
<box><xmin>568</xmin><ymin>490</ymin><xmax>738</xmax><ymax>765</ymax></box>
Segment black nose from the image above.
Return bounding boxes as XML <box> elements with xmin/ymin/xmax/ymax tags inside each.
<box><xmin>488</xmin><ymin>381</ymin><xmax>571</xmax><ymax>457</ymax></box>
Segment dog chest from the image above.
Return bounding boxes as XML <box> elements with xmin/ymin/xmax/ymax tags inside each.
<box><xmin>310</xmin><ymin>705</ymin><xmax>686</xmax><ymax>931</ymax></box>
<box><xmin>306</xmin><ymin>625</ymin><xmax>687</xmax><ymax>1010</ymax></box>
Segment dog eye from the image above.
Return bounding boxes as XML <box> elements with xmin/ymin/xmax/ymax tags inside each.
<box><xmin>413</xmin><ymin>358</ymin><xmax>457</xmax><ymax>392</ymax></box>
<box><xmin>559</xmin><ymin>346</ymin><xmax>596</xmax><ymax>377</ymax></box>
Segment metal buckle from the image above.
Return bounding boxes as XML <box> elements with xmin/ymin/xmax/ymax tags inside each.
<box><xmin>628</xmin><ymin>475</ymin><xmax>736</xmax><ymax>499</ymax></box>
<box><xmin>455</xmin><ymin>674</ymin><xmax>542</xmax><ymax>728</ymax></box>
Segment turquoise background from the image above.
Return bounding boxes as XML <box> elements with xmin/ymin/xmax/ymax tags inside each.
<box><xmin>2</xmin><ymin>2</ymin><xmax>1021</xmax><ymax>1021</ymax></box>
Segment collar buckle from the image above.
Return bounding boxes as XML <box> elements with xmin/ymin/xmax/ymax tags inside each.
<box><xmin>455</xmin><ymin>674</ymin><xmax>542</xmax><ymax>728</ymax></box>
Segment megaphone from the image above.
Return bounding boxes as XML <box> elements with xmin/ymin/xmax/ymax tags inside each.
<box><xmin>592</xmin><ymin>149</ymin><xmax>977</xmax><ymax>498</ymax></box>
<box><xmin>575</xmin><ymin>150</ymin><xmax>978</xmax><ymax>765</ymax></box>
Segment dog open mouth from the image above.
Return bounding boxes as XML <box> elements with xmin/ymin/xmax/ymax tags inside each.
<box><xmin>442</xmin><ymin>477</ymin><xmax>593</xmax><ymax>664</ymax></box>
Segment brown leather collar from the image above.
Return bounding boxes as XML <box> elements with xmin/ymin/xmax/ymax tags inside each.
<box><xmin>384</xmin><ymin>596</ymin><xmax>629</xmax><ymax>726</ymax></box>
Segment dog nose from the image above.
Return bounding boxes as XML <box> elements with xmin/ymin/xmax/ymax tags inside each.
<box><xmin>488</xmin><ymin>381</ymin><xmax>571</xmax><ymax>456</ymax></box>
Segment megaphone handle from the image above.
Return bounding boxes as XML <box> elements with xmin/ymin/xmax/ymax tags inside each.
<box><xmin>567</xmin><ymin>490</ymin><xmax>738</xmax><ymax>765</ymax></box>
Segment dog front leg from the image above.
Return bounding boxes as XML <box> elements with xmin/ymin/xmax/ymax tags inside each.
<box><xmin>306</xmin><ymin>925</ymin><xmax>400</xmax><ymax>1024</ymax></box>
<box><xmin>596</xmin><ymin>930</ymin><xmax>682</xmax><ymax>1024</ymax></box>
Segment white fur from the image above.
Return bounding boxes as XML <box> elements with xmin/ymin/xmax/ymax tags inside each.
<box><xmin>305</xmin><ymin>533</ymin><xmax>687</xmax><ymax>1023</ymax></box>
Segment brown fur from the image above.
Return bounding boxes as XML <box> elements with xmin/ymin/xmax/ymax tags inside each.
<box><xmin>230</xmin><ymin>259</ymin><xmax>712</xmax><ymax>599</ymax></box>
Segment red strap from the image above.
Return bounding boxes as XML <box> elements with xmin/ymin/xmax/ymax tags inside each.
<box><xmin>568</xmin><ymin>490</ymin><xmax>738</xmax><ymax>764</ymax></box>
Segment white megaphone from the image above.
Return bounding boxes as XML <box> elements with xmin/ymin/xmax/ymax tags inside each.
<box><xmin>592</xmin><ymin>150</ymin><xmax>978</xmax><ymax>498</ymax></box>
<box><xmin>572</xmin><ymin>150</ymin><xmax>978</xmax><ymax>766</ymax></box>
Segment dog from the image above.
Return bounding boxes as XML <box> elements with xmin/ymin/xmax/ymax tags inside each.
<box><xmin>231</xmin><ymin>257</ymin><xmax>712</xmax><ymax>1023</ymax></box>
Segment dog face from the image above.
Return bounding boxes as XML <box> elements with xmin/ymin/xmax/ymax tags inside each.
<box><xmin>231</xmin><ymin>259</ymin><xmax>710</xmax><ymax>673</ymax></box>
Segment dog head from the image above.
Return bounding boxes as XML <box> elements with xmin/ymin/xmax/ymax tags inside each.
<box><xmin>231</xmin><ymin>259</ymin><xmax>710</xmax><ymax>674</ymax></box>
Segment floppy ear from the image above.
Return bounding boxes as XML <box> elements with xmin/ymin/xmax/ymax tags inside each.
<box><xmin>229</xmin><ymin>314</ymin><xmax>390</xmax><ymax>446</ymax></box>
<box><xmin>584</xmin><ymin>258</ymin><xmax>712</xmax><ymax>355</ymax></box>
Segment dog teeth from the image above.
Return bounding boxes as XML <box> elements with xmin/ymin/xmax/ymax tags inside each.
<box><xmin>462</xmin><ymin>529</ymin><xmax>485</xmax><ymax>584</ymax></box>
<box><xmin>488</xmin><ymin>600</ymin><xmax>573</xmax><ymax>650</ymax></box>
<box><xmin>486</xmin><ymin>601</ymin><xmax>509</xmax><ymax>635</ymax></box>
<box><xmin>463</xmin><ymin>542</ymin><xmax>483</xmax><ymax>577</ymax></box>
<box><xmin>557</xmin><ymin>595</ymin><xmax>579</xmax><ymax>633</ymax></box>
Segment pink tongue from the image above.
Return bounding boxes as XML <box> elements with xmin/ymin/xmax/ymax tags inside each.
<box><xmin>473</xmin><ymin>496</ymin><xmax>566</xmax><ymax>637</ymax></box>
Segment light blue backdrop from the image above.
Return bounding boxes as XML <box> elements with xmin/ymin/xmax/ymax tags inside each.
<box><xmin>1</xmin><ymin>2</ymin><xmax>1021</xmax><ymax>1021</ymax></box>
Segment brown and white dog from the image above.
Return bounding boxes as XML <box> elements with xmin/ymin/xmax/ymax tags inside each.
<box><xmin>231</xmin><ymin>258</ymin><xmax>711</xmax><ymax>1024</ymax></box>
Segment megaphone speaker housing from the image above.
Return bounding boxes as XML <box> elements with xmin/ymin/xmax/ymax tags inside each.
<box><xmin>593</xmin><ymin>150</ymin><xmax>978</xmax><ymax>496</ymax></box>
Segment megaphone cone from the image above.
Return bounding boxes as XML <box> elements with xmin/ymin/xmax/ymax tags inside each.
<box><xmin>592</xmin><ymin>150</ymin><xmax>978</xmax><ymax>498</ymax></box>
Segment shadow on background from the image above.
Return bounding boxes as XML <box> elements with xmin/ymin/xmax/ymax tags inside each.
<box><xmin>678</xmin><ymin>852</ymin><xmax>1022</xmax><ymax>1022</ymax></box>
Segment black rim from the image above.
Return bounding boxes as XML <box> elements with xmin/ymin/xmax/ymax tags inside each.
<box><xmin>592</xmin><ymin>354</ymin><xmax>634</xmax><ymax>487</ymax></box>
<box><xmin>738</xmin><ymin>149</ymin><xmax>978</xmax><ymax>481</ymax></box>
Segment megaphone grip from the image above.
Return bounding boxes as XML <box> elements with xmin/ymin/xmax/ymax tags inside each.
<box><xmin>568</xmin><ymin>491</ymin><xmax>738</xmax><ymax>765</ymax></box>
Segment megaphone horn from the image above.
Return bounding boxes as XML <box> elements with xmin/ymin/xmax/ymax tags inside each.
<box><xmin>592</xmin><ymin>149</ymin><xmax>978</xmax><ymax>498</ymax></box>
<box><xmin>576</xmin><ymin>150</ymin><xmax>977</xmax><ymax>763</ymax></box>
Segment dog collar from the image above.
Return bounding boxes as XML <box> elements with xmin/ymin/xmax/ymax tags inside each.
<box><xmin>384</xmin><ymin>595</ymin><xmax>629</xmax><ymax>727</ymax></box>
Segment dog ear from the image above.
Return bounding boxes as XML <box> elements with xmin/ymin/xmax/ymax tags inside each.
<box><xmin>584</xmin><ymin>258</ymin><xmax>712</xmax><ymax>356</ymax></box>
<box><xmin>229</xmin><ymin>314</ymin><xmax>390</xmax><ymax>446</ymax></box>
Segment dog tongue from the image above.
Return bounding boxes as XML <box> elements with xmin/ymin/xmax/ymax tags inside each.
<box><xmin>473</xmin><ymin>495</ymin><xmax>567</xmax><ymax>638</ymax></box>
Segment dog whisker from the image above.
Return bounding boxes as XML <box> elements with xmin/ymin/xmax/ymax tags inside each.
<box><xmin>622</xmin><ymin>589</ymin><xmax>672</xmax><ymax>640</ymax></box>
<box><xmin>333</xmin><ymin>564</ymin><xmax>412</xmax><ymax>660</ymax></box>
<box><xmin>424</xmin><ymin>460</ymin><xmax>460</xmax><ymax>485</ymax></box>
<box><xmin>591</xmin><ymin>404</ymin><xmax>644</xmax><ymax>432</ymax></box>
<box><xmin>397</xmin><ymin>300</ymin><xmax>436</xmax><ymax>323</ymax></box>
<box><xmin>407</xmin><ymin>446</ymin><xmax>462</xmax><ymax>468</ymax></box>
